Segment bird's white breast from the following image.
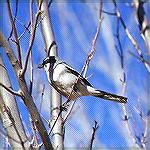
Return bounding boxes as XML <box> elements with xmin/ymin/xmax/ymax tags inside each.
<box><xmin>53</xmin><ymin>64</ymin><xmax>66</xmax><ymax>81</ymax></box>
<box><xmin>53</xmin><ymin>64</ymin><xmax>76</xmax><ymax>86</ymax></box>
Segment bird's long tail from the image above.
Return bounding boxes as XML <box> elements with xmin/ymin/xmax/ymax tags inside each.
<box><xmin>87</xmin><ymin>86</ymin><xmax>127</xmax><ymax>103</ymax></box>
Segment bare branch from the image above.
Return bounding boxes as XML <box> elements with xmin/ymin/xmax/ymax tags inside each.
<box><xmin>63</xmin><ymin>101</ymin><xmax>76</xmax><ymax>124</ymax></box>
<box><xmin>81</xmin><ymin>0</ymin><xmax>103</xmax><ymax>77</ymax></box>
<box><xmin>7</xmin><ymin>0</ymin><xmax>22</xmax><ymax>68</ymax></box>
<box><xmin>30</xmin><ymin>0</ymin><xmax>34</xmax><ymax>27</ymax></box>
<box><xmin>48</xmin><ymin>110</ymin><xmax>62</xmax><ymax>135</ymax></box>
<box><xmin>0</xmin><ymin>82</ymin><xmax>21</xmax><ymax>97</ymax></box>
<box><xmin>128</xmin><ymin>51</ymin><xmax>150</xmax><ymax>64</ymax></box>
<box><xmin>18</xmin><ymin>21</ymin><xmax>31</xmax><ymax>40</ymax></box>
<box><xmin>114</xmin><ymin>15</ymin><xmax>144</xmax><ymax>148</ymax></box>
<box><xmin>112</xmin><ymin>0</ymin><xmax>150</xmax><ymax>73</ymax></box>
<box><xmin>102</xmin><ymin>10</ymin><xmax>116</xmax><ymax>16</ymax></box>
<box><xmin>7</xmin><ymin>0</ymin><xmax>18</xmax><ymax>41</ymax></box>
<box><xmin>89</xmin><ymin>121</ymin><xmax>99</xmax><ymax>150</ymax></box>
<box><xmin>21</xmin><ymin>6</ymin><xmax>42</xmax><ymax>76</ymax></box>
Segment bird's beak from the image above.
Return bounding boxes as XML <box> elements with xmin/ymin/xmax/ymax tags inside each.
<box><xmin>38</xmin><ymin>63</ymin><xmax>44</xmax><ymax>69</ymax></box>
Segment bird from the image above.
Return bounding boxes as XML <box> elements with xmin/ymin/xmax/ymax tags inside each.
<box><xmin>38</xmin><ymin>56</ymin><xmax>127</xmax><ymax>103</ymax></box>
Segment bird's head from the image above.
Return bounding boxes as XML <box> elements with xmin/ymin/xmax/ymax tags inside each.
<box><xmin>38</xmin><ymin>56</ymin><xmax>56</xmax><ymax>70</ymax></box>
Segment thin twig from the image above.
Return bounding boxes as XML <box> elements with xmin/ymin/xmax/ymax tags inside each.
<box><xmin>17</xmin><ymin>5</ymin><xmax>47</xmax><ymax>41</ymax></box>
<box><xmin>18</xmin><ymin>22</ymin><xmax>31</xmax><ymax>40</ymax></box>
<box><xmin>89</xmin><ymin>121</ymin><xmax>99</xmax><ymax>150</ymax></box>
<box><xmin>40</xmin><ymin>113</ymin><xmax>49</xmax><ymax>124</ymax></box>
<box><xmin>63</xmin><ymin>101</ymin><xmax>76</xmax><ymax>124</ymax></box>
<box><xmin>7</xmin><ymin>0</ymin><xmax>22</xmax><ymax>68</ymax></box>
<box><xmin>114</xmin><ymin>15</ymin><xmax>141</xmax><ymax>148</ymax></box>
<box><xmin>128</xmin><ymin>51</ymin><xmax>150</xmax><ymax>64</ymax></box>
<box><xmin>102</xmin><ymin>10</ymin><xmax>116</xmax><ymax>16</ymax></box>
<box><xmin>30</xmin><ymin>0</ymin><xmax>33</xmax><ymax>28</ymax></box>
<box><xmin>8</xmin><ymin>0</ymin><xmax>18</xmax><ymax>40</ymax></box>
<box><xmin>112</xmin><ymin>0</ymin><xmax>150</xmax><ymax>73</ymax></box>
<box><xmin>48</xmin><ymin>110</ymin><xmax>62</xmax><ymax>135</ymax></box>
<box><xmin>21</xmin><ymin>4</ymin><xmax>43</xmax><ymax>76</ymax></box>
<box><xmin>0</xmin><ymin>82</ymin><xmax>21</xmax><ymax>97</ymax></box>
<box><xmin>81</xmin><ymin>0</ymin><xmax>103</xmax><ymax>77</ymax></box>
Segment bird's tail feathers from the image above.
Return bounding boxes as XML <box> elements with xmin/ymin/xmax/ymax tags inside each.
<box><xmin>87</xmin><ymin>86</ymin><xmax>127</xmax><ymax>103</ymax></box>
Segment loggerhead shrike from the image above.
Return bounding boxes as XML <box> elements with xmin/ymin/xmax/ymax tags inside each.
<box><xmin>38</xmin><ymin>56</ymin><xmax>127</xmax><ymax>103</ymax></box>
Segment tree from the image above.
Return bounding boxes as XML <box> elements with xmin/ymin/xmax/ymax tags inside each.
<box><xmin>0</xmin><ymin>0</ymin><xmax>149</xmax><ymax>149</ymax></box>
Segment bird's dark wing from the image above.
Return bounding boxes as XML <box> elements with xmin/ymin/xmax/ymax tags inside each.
<box><xmin>66</xmin><ymin>66</ymin><xmax>92</xmax><ymax>87</ymax></box>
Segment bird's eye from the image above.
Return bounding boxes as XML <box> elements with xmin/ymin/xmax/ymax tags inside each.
<box><xmin>45</xmin><ymin>64</ymin><xmax>47</xmax><ymax>67</ymax></box>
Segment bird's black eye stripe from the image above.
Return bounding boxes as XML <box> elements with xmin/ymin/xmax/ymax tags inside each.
<box><xmin>43</xmin><ymin>59</ymin><xmax>51</xmax><ymax>65</ymax></box>
<box><xmin>43</xmin><ymin>56</ymin><xmax>56</xmax><ymax>65</ymax></box>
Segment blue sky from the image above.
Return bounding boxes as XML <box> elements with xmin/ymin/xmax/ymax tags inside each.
<box><xmin>0</xmin><ymin>1</ymin><xmax>149</xmax><ymax>149</ymax></box>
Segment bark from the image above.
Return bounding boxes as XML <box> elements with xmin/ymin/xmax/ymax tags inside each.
<box><xmin>0</xmin><ymin>56</ymin><xmax>30</xmax><ymax>149</ymax></box>
<box><xmin>38</xmin><ymin>0</ymin><xmax>64</xmax><ymax>149</ymax></box>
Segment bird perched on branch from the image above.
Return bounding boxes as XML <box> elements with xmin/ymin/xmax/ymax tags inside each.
<box><xmin>38</xmin><ymin>56</ymin><xmax>127</xmax><ymax>103</ymax></box>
